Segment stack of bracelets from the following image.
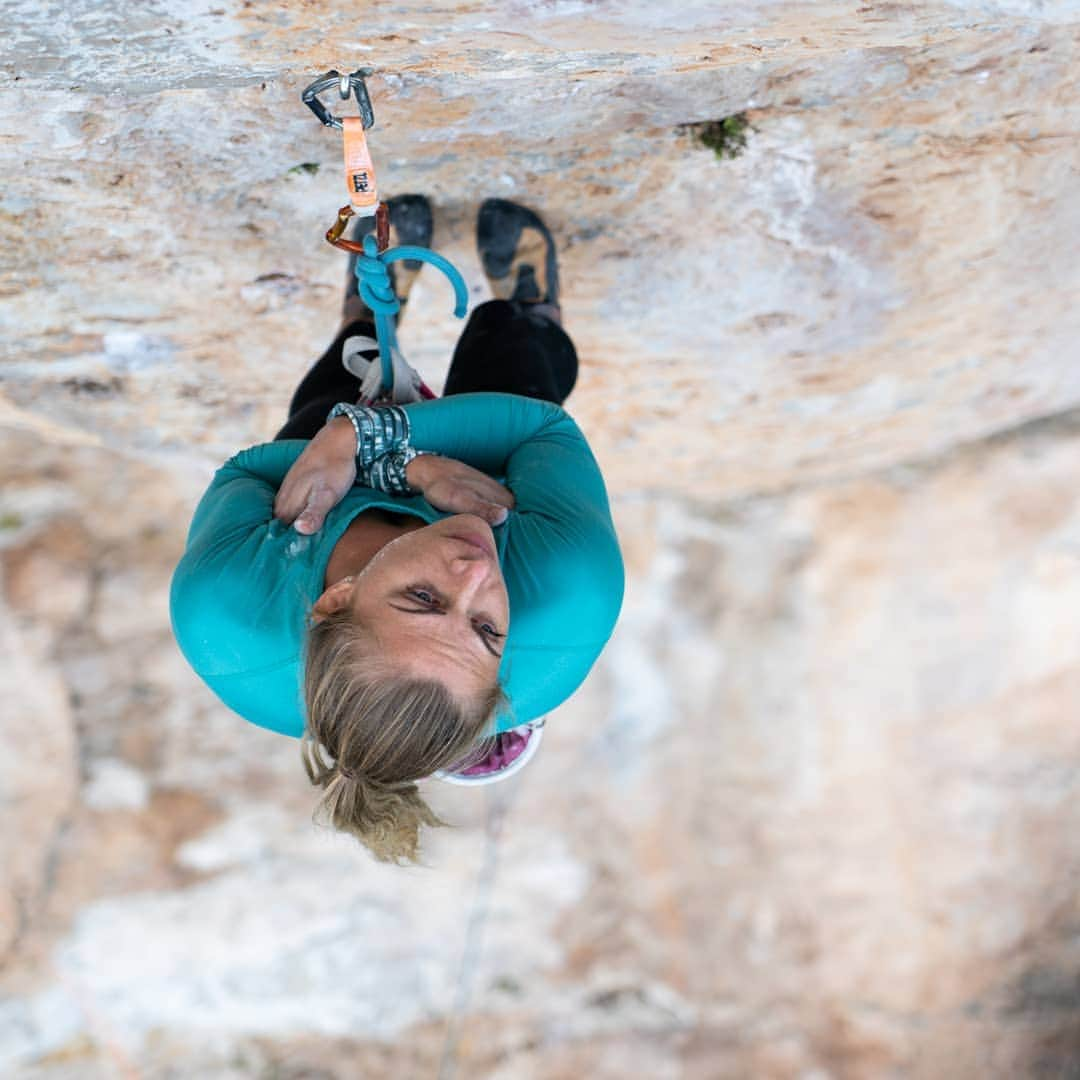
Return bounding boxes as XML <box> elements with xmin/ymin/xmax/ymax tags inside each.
<box><xmin>327</xmin><ymin>402</ymin><xmax>439</xmax><ymax>497</ymax></box>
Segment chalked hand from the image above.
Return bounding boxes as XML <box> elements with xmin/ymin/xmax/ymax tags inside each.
<box><xmin>405</xmin><ymin>454</ymin><xmax>515</xmax><ymax>527</ymax></box>
<box><xmin>273</xmin><ymin>417</ymin><xmax>358</xmax><ymax>535</ymax></box>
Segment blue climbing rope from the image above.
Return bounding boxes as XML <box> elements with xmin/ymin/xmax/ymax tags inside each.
<box><xmin>352</xmin><ymin>232</ymin><xmax>469</xmax><ymax>396</ymax></box>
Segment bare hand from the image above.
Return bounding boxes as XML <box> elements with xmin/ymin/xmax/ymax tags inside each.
<box><xmin>273</xmin><ymin>417</ymin><xmax>357</xmax><ymax>534</ymax></box>
<box><xmin>406</xmin><ymin>454</ymin><xmax>515</xmax><ymax>526</ymax></box>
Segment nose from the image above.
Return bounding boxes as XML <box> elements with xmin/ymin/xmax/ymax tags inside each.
<box><xmin>449</xmin><ymin>552</ymin><xmax>492</xmax><ymax>582</ymax></box>
<box><xmin>441</xmin><ymin>551</ymin><xmax>496</xmax><ymax>603</ymax></box>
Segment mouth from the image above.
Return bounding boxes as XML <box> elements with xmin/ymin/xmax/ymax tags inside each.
<box><xmin>448</xmin><ymin>533</ymin><xmax>495</xmax><ymax>558</ymax></box>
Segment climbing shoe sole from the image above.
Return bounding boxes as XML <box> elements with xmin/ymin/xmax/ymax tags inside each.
<box><xmin>477</xmin><ymin>197</ymin><xmax>559</xmax><ymax>306</ymax></box>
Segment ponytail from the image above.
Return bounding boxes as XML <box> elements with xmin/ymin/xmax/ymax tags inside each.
<box><xmin>302</xmin><ymin>607</ymin><xmax>504</xmax><ymax>863</ymax></box>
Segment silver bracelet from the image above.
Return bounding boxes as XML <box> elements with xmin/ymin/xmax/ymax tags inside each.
<box><xmin>367</xmin><ymin>446</ymin><xmax>421</xmax><ymax>496</ymax></box>
<box><xmin>326</xmin><ymin>402</ymin><xmax>411</xmax><ymax>467</ymax></box>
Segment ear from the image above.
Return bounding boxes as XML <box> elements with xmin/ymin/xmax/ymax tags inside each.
<box><xmin>310</xmin><ymin>577</ymin><xmax>356</xmax><ymax>624</ymax></box>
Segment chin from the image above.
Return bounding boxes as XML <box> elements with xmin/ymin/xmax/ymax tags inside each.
<box><xmin>448</xmin><ymin>513</ymin><xmax>492</xmax><ymax>529</ymax></box>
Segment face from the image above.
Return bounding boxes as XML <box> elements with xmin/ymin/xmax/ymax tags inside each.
<box><xmin>318</xmin><ymin>514</ymin><xmax>509</xmax><ymax>701</ymax></box>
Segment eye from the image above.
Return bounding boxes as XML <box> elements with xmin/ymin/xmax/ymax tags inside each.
<box><xmin>410</xmin><ymin>588</ymin><xmax>439</xmax><ymax>605</ymax></box>
<box><xmin>476</xmin><ymin>621</ymin><xmax>505</xmax><ymax>640</ymax></box>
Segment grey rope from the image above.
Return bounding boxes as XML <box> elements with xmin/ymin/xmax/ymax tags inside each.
<box><xmin>437</xmin><ymin>779</ymin><xmax>521</xmax><ymax>1080</ymax></box>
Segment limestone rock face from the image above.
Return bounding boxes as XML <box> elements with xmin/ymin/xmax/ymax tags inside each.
<box><xmin>2</xmin><ymin>3</ymin><xmax>1080</xmax><ymax>1078</ymax></box>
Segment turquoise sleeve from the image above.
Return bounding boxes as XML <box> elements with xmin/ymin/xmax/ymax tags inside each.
<box><xmin>403</xmin><ymin>392</ymin><xmax>613</xmax><ymax>513</ymax></box>
<box><xmin>184</xmin><ymin>440</ymin><xmax>308</xmax><ymax>551</ymax></box>
<box><xmin>173</xmin><ymin>441</ymin><xmax>312</xmax><ymax>684</ymax></box>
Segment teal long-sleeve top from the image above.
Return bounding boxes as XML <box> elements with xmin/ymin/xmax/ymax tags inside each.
<box><xmin>169</xmin><ymin>392</ymin><xmax>624</xmax><ymax>738</ymax></box>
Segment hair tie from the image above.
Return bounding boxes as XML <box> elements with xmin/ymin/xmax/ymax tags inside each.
<box><xmin>336</xmin><ymin>765</ymin><xmax>411</xmax><ymax>792</ymax></box>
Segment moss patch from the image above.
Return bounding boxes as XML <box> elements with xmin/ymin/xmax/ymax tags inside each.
<box><xmin>685</xmin><ymin>114</ymin><xmax>751</xmax><ymax>160</ymax></box>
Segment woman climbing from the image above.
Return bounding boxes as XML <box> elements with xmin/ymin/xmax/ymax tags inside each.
<box><xmin>170</xmin><ymin>198</ymin><xmax>624</xmax><ymax>863</ymax></box>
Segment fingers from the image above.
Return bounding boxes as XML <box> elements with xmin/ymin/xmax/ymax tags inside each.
<box><xmin>470</xmin><ymin>476</ymin><xmax>515</xmax><ymax>510</ymax></box>
<box><xmin>293</xmin><ymin>484</ymin><xmax>337</xmax><ymax>535</ymax></box>
<box><xmin>273</xmin><ymin>490</ymin><xmax>300</xmax><ymax>526</ymax></box>
<box><xmin>294</xmin><ymin>511</ymin><xmax>321</xmax><ymax>535</ymax></box>
<box><xmin>464</xmin><ymin>495</ymin><xmax>510</xmax><ymax>526</ymax></box>
<box><xmin>439</xmin><ymin>459</ymin><xmax>515</xmax><ymax>509</ymax></box>
<box><xmin>488</xmin><ymin>484</ymin><xmax>516</xmax><ymax>510</ymax></box>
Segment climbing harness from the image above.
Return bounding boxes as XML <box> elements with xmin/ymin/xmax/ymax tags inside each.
<box><xmin>301</xmin><ymin>69</ymin><xmax>467</xmax><ymax>404</ymax></box>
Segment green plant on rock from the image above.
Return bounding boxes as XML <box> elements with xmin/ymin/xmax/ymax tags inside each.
<box><xmin>687</xmin><ymin>114</ymin><xmax>751</xmax><ymax>160</ymax></box>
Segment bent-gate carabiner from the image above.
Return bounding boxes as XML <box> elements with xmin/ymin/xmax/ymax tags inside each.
<box><xmin>301</xmin><ymin>69</ymin><xmax>375</xmax><ymax>130</ymax></box>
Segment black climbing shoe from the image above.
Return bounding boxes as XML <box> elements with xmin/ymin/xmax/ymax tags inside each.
<box><xmin>344</xmin><ymin>193</ymin><xmax>434</xmax><ymax>317</ymax></box>
<box><xmin>477</xmin><ymin>198</ymin><xmax>559</xmax><ymax>307</ymax></box>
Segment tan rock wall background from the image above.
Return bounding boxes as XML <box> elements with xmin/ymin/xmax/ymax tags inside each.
<box><xmin>2</xmin><ymin>3</ymin><xmax>1079</xmax><ymax>1077</ymax></box>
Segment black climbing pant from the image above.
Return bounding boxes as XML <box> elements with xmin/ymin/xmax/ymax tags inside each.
<box><xmin>273</xmin><ymin>299</ymin><xmax>579</xmax><ymax>441</ymax></box>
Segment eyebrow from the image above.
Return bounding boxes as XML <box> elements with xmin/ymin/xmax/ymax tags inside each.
<box><xmin>386</xmin><ymin>603</ymin><xmax>504</xmax><ymax>658</ymax></box>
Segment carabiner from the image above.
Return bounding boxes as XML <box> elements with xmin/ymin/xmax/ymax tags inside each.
<box><xmin>301</xmin><ymin>69</ymin><xmax>375</xmax><ymax>130</ymax></box>
<box><xmin>326</xmin><ymin>204</ymin><xmax>390</xmax><ymax>254</ymax></box>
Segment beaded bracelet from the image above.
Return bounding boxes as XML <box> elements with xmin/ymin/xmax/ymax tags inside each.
<box><xmin>365</xmin><ymin>446</ymin><xmax>421</xmax><ymax>496</ymax></box>
<box><xmin>327</xmin><ymin>402</ymin><xmax>436</xmax><ymax>497</ymax></box>
<box><xmin>326</xmin><ymin>402</ymin><xmax>411</xmax><ymax>468</ymax></box>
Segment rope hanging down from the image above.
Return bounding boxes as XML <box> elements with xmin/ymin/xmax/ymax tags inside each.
<box><xmin>301</xmin><ymin>68</ymin><xmax>468</xmax><ymax>403</ymax></box>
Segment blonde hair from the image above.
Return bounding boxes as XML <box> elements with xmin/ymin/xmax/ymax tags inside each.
<box><xmin>301</xmin><ymin>607</ymin><xmax>505</xmax><ymax>864</ymax></box>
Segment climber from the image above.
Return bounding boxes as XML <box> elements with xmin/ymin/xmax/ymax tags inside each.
<box><xmin>170</xmin><ymin>197</ymin><xmax>624</xmax><ymax>863</ymax></box>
